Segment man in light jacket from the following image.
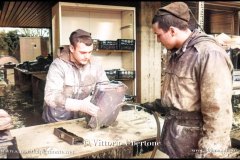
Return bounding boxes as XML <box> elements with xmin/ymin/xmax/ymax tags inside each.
<box><xmin>42</xmin><ymin>29</ymin><xmax>109</xmax><ymax>123</ymax></box>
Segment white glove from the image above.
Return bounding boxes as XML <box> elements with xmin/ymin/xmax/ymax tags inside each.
<box><xmin>0</xmin><ymin>109</ymin><xmax>13</xmax><ymax>130</ymax></box>
<box><xmin>65</xmin><ymin>97</ymin><xmax>100</xmax><ymax>117</ymax></box>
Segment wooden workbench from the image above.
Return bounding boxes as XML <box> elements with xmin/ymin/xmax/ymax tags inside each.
<box><xmin>14</xmin><ymin>67</ymin><xmax>47</xmax><ymax>92</ymax></box>
<box><xmin>31</xmin><ymin>73</ymin><xmax>47</xmax><ymax>103</ymax></box>
<box><xmin>10</xmin><ymin>109</ymin><xmax>164</xmax><ymax>158</ymax></box>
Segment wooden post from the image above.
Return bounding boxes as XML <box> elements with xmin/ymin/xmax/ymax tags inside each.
<box><xmin>136</xmin><ymin>2</ymin><xmax>161</xmax><ymax>103</ymax></box>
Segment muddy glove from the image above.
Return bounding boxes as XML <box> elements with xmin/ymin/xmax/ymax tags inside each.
<box><xmin>65</xmin><ymin>96</ymin><xmax>100</xmax><ymax>117</ymax></box>
<box><xmin>0</xmin><ymin>109</ymin><xmax>13</xmax><ymax>130</ymax></box>
<box><xmin>141</xmin><ymin>99</ymin><xmax>167</xmax><ymax>116</ymax></box>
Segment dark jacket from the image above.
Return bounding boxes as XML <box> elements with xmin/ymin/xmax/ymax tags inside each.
<box><xmin>160</xmin><ymin>29</ymin><xmax>233</xmax><ymax>158</ymax></box>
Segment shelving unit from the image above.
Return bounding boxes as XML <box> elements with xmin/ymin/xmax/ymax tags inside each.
<box><xmin>52</xmin><ymin>2</ymin><xmax>136</xmax><ymax>97</ymax></box>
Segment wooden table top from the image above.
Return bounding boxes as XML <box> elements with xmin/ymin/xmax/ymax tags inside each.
<box><xmin>32</xmin><ymin>73</ymin><xmax>47</xmax><ymax>81</ymax></box>
<box><xmin>10</xmin><ymin>109</ymin><xmax>164</xmax><ymax>158</ymax></box>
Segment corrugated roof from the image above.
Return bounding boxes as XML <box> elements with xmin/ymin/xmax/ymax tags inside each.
<box><xmin>0</xmin><ymin>1</ymin><xmax>240</xmax><ymax>28</ymax></box>
<box><xmin>0</xmin><ymin>1</ymin><xmax>54</xmax><ymax>28</ymax></box>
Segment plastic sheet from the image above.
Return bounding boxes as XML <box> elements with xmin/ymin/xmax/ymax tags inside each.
<box><xmin>86</xmin><ymin>81</ymin><xmax>127</xmax><ymax>128</ymax></box>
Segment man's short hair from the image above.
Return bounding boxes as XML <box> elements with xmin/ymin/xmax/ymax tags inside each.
<box><xmin>69</xmin><ymin>29</ymin><xmax>93</xmax><ymax>47</ymax></box>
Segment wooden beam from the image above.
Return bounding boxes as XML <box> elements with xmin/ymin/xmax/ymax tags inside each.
<box><xmin>16</xmin><ymin>2</ymin><xmax>38</xmax><ymax>27</ymax></box>
<box><xmin>23</xmin><ymin>2</ymin><xmax>51</xmax><ymax>28</ymax></box>
<box><xmin>2</xmin><ymin>1</ymin><xmax>15</xmax><ymax>27</ymax></box>
<box><xmin>19</xmin><ymin>2</ymin><xmax>41</xmax><ymax>27</ymax></box>
<box><xmin>14</xmin><ymin>2</ymin><xmax>33</xmax><ymax>27</ymax></box>
<box><xmin>0</xmin><ymin>1</ymin><xmax>9</xmax><ymax>26</ymax></box>
<box><xmin>5</xmin><ymin>1</ymin><xmax>22</xmax><ymax>27</ymax></box>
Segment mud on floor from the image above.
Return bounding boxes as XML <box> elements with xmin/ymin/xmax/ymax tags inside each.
<box><xmin>0</xmin><ymin>85</ymin><xmax>45</xmax><ymax>129</ymax></box>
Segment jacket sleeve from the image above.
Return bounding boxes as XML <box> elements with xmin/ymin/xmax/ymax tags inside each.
<box><xmin>44</xmin><ymin>62</ymin><xmax>66</xmax><ymax>108</ymax></box>
<box><xmin>197</xmin><ymin>48</ymin><xmax>233</xmax><ymax>158</ymax></box>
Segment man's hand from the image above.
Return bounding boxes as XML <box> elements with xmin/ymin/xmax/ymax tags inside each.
<box><xmin>65</xmin><ymin>97</ymin><xmax>100</xmax><ymax>117</ymax></box>
<box><xmin>140</xmin><ymin>99</ymin><xmax>167</xmax><ymax>116</ymax></box>
<box><xmin>141</xmin><ymin>102</ymin><xmax>156</xmax><ymax>113</ymax></box>
<box><xmin>0</xmin><ymin>109</ymin><xmax>13</xmax><ymax>130</ymax></box>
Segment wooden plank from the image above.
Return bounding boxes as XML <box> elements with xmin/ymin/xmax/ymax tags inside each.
<box><xmin>15</xmin><ymin>2</ymin><xmax>35</xmax><ymax>26</ymax></box>
<box><xmin>7</xmin><ymin>1</ymin><xmax>24</xmax><ymax>27</ymax></box>
<box><xmin>32</xmin><ymin>73</ymin><xmax>47</xmax><ymax>81</ymax></box>
<box><xmin>19</xmin><ymin>1</ymin><xmax>38</xmax><ymax>25</ymax></box>
<box><xmin>138</xmin><ymin>2</ymin><xmax>162</xmax><ymax>103</ymax></box>
<box><xmin>29</xmin><ymin>9</ymin><xmax>51</xmax><ymax>28</ymax></box>
<box><xmin>31</xmin><ymin>73</ymin><xmax>47</xmax><ymax>103</ymax></box>
<box><xmin>6</xmin><ymin>2</ymin><xmax>22</xmax><ymax>27</ymax></box>
<box><xmin>60</xmin><ymin>2</ymin><xmax>135</xmax><ymax>11</ymax></box>
<box><xmin>52</xmin><ymin>2</ymin><xmax>60</xmax><ymax>59</ymax></box>
<box><xmin>0</xmin><ymin>1</ymin><xmax>9</xmax><ymax>26</ymax></box>
<box><xmin>90</xmin><ymin>10</ymin><xmax>121</xmax><ymax>40</ymax></box>
<box><xmin>22</xmin><ymin>2</ymin><xmax>51</xmax><ymax>28</ymax></box>
<box><xmin>2</xmin><ymin>1</ymin><xmax>15</xmax><ymax>27</ymax></box>
<box><xmin>61</xmin><ymin>10</ymin><xmax>90</xmax><ymax>45</ymax></box>
<box><xmin>10</xmin><ymin>109</ymin><xmax>164</xmax><ymax>158</ymax></box>
<box><xmin>121</xmin><ymin>10</ymin><xmax>134</xmax><ymax>39</ymax></box>
<box><xmin>21</xmin><ymin>2</ymin><xmax>49</xmax><ymax>27</ymax></box>
<box><xmin>210</xmin><ymin>12</ymin><xmax>234</xmax><ymax>34</ymax></box>
<box><xmin>121</xmin><ymin>9</ymin><xmax>136</xmax><ymax>97</ymax></box>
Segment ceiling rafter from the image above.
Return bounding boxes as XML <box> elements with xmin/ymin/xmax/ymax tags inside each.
<box><xmin>13</xmin><ymin>2</ymin><xmax>34</xmax><ymax>27</ymax></box>
<box><xmin>18</xmin><ymin>2</ymin><xmax>39</xmax><ymax>26</ymax></box>
<box><xmin>2</xmin><ymin>1</ymin><xmax>15</xmax><ymax>26</ymax></box>
<box><xmin>5</xmin><ymin>1</ymin><xmax>21</xmax><ymax>26</ymax></box>
<box><xmin>0</xmin><ymin>1</ymin><xmax>9</xmax><ymax>25</ymax></box>
<box><xmin>0</xmin><ymin>1</ymin><xmax>240</xmax><ymax>28</ymax></box>
<box><xmin>21</xmin><ymin>2</ymin><xmax>50</xmax><ymax>27</ymax></box>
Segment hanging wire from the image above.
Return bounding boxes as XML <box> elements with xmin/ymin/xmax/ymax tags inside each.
<box><xmin>189</xmin><ymin>8</ymin><xmax>205</xmax><ymax>32</ymax></box>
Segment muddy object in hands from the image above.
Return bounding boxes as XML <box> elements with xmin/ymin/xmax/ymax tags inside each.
<box><xmin>86</xmin><ymin>81</ymin><xmax>127</xmax><ymax>129</ymax></box>
<box><xmin>53</xmin><ymin>127</ymin><xmax>84</xmax><ymax>145</ymax></box>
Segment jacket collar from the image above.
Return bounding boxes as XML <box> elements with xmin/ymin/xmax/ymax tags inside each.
<box><xmin>170</xmin><ymin>30</ymin><xmax>197</xmax><ymax>60</ymax></box>
<box><xmin>58</xmin><ymin>48</ymin><xmax>92</xmax><ymax>70</ymax></box>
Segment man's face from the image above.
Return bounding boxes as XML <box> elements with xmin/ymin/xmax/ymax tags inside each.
<box><xmin>70</xmin><ymin>42</ymin><xmax>93</xmax><ymax>65</ymax></box>
<box><xmin>152</xmin><ymin>23</ymin><xmax>174</xmax><ymax>50</ymax></box>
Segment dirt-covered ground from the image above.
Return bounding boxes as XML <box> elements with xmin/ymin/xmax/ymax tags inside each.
<box><xmin>1</xmin><ymin>82</ymin><xmax>240</xmax><ymax>158</ymax></box>
<box><xmin>0</xmin><ymin>85</ymin><xmax>44</xmax><ymax>129</ymax></box>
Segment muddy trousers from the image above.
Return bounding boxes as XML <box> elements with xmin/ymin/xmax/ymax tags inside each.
<box><xmin>160</xmin><ymin>109</ymin><xmax>203</xmax><ymax>158</ymax></box>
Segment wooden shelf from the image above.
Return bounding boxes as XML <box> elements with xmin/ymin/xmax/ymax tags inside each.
<box><xmin>93</xmin><ymin>49</ymin><xmax>133</xmax><ymax>53</ymax></box>
<box><xmin>114</xmin><ymin>78</ymin><xmax>135</xmax><ymax>81</ymax></box>
<box><xmin>52</xmin><ymin>2</ymin><xmax>136</xmax><ymax>97</ymax></box>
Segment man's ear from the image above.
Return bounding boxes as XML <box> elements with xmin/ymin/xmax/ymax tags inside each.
<box><xmin>69</xmin><ymin>45</ymin><xmax>74</xmax><ymax>53</ymax></box>
<box><xmin>169</xmin><ymin>26</ymin><xmax>177</xmax><ymax>37</ymax></box>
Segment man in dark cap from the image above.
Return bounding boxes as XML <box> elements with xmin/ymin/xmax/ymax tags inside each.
<box><xmin>146</xmin><ymin>1</ymin><xmax>233</xmax><ymax>158</ymax></box>
<box><xmin>42</xmin><ymin>29</ymin><xmax>109</xmax><ymax>123</ymax></box>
